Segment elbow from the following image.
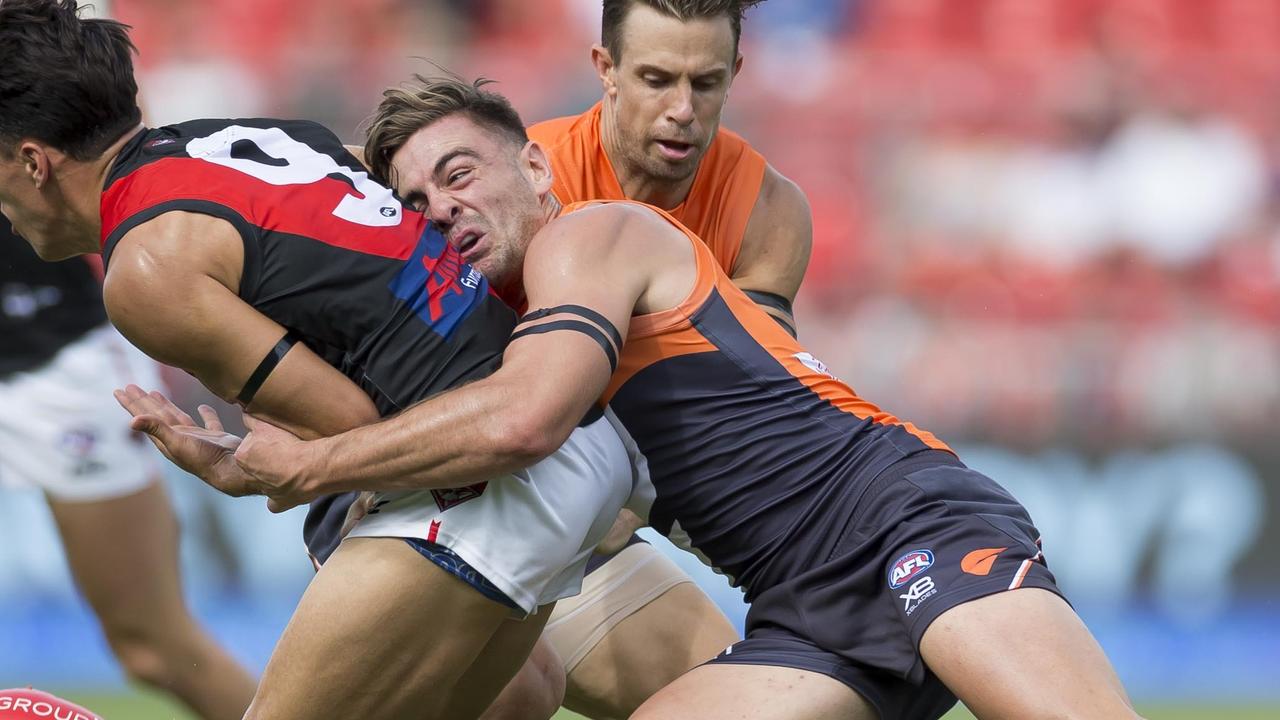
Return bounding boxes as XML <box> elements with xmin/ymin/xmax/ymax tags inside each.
<box><xmin>488</xmin><ymin>409</ymin><xmax>566</xmax><ymax>468</ymax></box>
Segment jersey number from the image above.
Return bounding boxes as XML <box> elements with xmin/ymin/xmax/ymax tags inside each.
<box><xmin>186</xmin><ymin>125</ymin><xmax>401</xmax><ymax>227</ymax></box>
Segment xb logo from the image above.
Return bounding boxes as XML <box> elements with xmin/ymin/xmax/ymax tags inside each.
<box><xmin>899</xmin><ymin>576</ymin><xmax>938</xmax><ymax>615</ymax></box>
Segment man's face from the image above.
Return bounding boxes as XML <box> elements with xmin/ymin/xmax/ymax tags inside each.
<box><xmin>389</xmin><ymin>114</ymin><xmax>547</xmax><ymax>295</ymax></box>
<box><xmin>605</xmin><ymin>4</ymin><xmax>741</xmax><ymax>185</ymax></box>
<box><xmin>0</xmin><ymin>144</ymin><xmax>70</xmax><ymax>259</ymax></box>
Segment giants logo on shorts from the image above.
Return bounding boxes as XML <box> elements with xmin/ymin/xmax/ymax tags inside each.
<box><xmin>888</xmin><ymin>549</ymin><xmax>934</xmax><ymax>589</ymax></box>
<box><xmin>431</xmin><ymin>482</ymin><xmax>489</xmax><ymax>512</ymax></box>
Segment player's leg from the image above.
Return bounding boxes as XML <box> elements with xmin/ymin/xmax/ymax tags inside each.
<box><xmin>480</xmin><ymin>538</ymin><xmax>737</xmax><ymax>720</ymax></box>
<box><xmin>896</xmin><ymin>459</ymin><xmax>1142</xmax><ymax>719</ymax></box>
<box><xmin>457</xmin><ymin>608</ymin><xmax>563</xmax><ymax>720</ymax></box>
<box><xmin>48</xmin><ymin>482</ymin><xmax>257</xmax><ymax>720</ymax></box>
<box><xmin>557</xmin><ymin>557</ymin><xmax>738</xmax><ymax>719</ymax></box>
<box><xmin>252</xmin><ymin>412</ymin><xmax>633</xmax><ymax>719</ymax></box>
<box><xmin>920</xmin><ymin>588</ymin><xmax>1142</xmax><ymax>720</ymax></box>
<box><xmin>245</xmin><ymin>536</ymin><xmax>518</xmax><ymax>720</ymax></box>
<box><xmin>631</xmin><ymin>663</ymin><xmax>877</xmax><ymax>720</ymax></box>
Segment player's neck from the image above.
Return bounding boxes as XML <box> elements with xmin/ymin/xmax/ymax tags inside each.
<box><xmin>63</xmin><ymin>124</ymin><xmax>144</xmax><ymax>254</ymax></box>
<box><xmin>542</xmin><ymin>193</ymin><xmax>563</xmax><ymax>225</ymax></box>
<box><xmin>599</xmin><ymin>100</ymin><xmax>694</xmax><ymax>211</ymax></box>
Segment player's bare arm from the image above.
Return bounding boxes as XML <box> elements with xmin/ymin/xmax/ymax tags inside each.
<box><xmin>235</xmin><ymin>203</ymin><xmax>688</xmax><ymax>497</ymax></box>
<box><xmin>103</xmin><ymin>210</ymin><xmax>379</xmax><ymax>502</ymax></box>
<box><xmin>731</xmin><ymin>164</ymin><xmax>812</xmax><ymax>335</ymax></box>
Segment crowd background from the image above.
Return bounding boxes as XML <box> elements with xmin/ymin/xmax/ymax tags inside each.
<box><xmin>3</xmin><ymin>0</ymin><xmax>1278</xmax><ymax>709</ymax></box>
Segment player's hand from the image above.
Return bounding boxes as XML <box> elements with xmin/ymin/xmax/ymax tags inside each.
<box><xmin>113</xmin><ymin>384</ymin><xmax>255</xmax><ymax>497</ymax></box>
<box><xmin>234</xmin><ymin>415</ymin><xmax>317</xmax><ymax>513</ymax></box>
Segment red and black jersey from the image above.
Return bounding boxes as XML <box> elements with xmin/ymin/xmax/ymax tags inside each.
<box><xmin>99</xmin><ymin>119</ymin><xmax>516</xmax><ymax>561</ymax></box>
<box><xmin>1</xmin><ymin>216</ymin><xmax>107</xmax><ymax>378</ymax></box>
<box><xmin>100</xmin><ymin>119</ymin><xmax>514</xmax><ymax>414</ymax></box>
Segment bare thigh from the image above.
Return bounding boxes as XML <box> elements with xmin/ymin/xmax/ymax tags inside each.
<box><xmin>452</xmin><ymin>606</ymin><xmax>558</xmax><ymax>720</ymax></box>
<box><xmin>630</xmin><ymin>663</ymin><xmax>877</xmax><ymax>720</ymax></box>
<box><xmin>920</xmin><ymin>588</ymin><xmax>1142</xmax><ymax>720</ymax></box>
<box><xmin>245</xmin><ymin>537</ymin><xmax>516</xmax><ymax>720</ymax></box>
<box><xmin>564</xmin><ymin>582</ymin><xmax>738</xmax><ymax>719</ymax></box>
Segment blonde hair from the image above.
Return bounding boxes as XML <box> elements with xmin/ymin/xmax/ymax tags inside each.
<box><xmin>363</xmin><ymin>73</ymin><xmax>528</xmax><ymax>185</ymax></box>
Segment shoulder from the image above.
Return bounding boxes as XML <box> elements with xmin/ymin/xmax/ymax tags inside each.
<box><xmin>105</xmin><ymin>211</ymin><xmax>245</xmax><ymax>302</ymax></box>
<box><xmin>527</xmin><ymin>107</ymin><xmax>597</xmax><ymax>159</ymax></box>
<box><xmin>527</xmin><ymin>113</ymin><xmax>582</xmax><ymax>145</ymax></box>
<box><xmin>532</xmin><ymin>202</ymin><xmax>687</xmax><ymax>267</ymax></box>
<box><xmin>754</xmin><ymin>164</ymin><xmax>811</xmax><ymax>223</ymax></box>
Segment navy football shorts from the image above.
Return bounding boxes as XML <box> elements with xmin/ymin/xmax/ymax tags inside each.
<box><xmin>707</xmin><ymin>450</ymin><xmax>1064</xmax><ymax>720</ymax></box>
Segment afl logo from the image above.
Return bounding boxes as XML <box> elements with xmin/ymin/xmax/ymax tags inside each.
<box><xmin>380</xmin><ymin>206</ymin><xmax>398</xmax><ymax>217</ymax></box>
<box><xmin>888</xmin><ymin>549</ymin><xmax>934</xmax><ymax>589</ymax></box>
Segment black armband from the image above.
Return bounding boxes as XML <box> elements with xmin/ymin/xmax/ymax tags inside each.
<box><xmin>237</xmin><ymin>330</ymin><xmax>302</xmax><ymax>406</ymax></box>
<box><xmin>743</xmin><ymin>290</ymin><xmax>797</xmax><ymax>338</ymax></box>
<box><xmin>519</xmin><ymin>304</ymin><xmax>623</xmax><ymax>349</ymax></box>
<box><xmin>510</xmin><ymin>320</ymin><xmax>618</xmax><ymax>372</ymax></box>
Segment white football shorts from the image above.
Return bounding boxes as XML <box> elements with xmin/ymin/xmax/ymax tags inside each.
<box><xmin>344</xmin><ymin>408</ymin><xmax>636</xmax><ymax>615</ymax></box>
<box><xmin>0</xmin><ymin>324</ymin><xmax>162</xmax><ymax>502</ymax></box>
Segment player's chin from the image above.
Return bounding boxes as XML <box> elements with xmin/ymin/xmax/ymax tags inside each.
<box><xmin>647</xmin><ymin>155</ymin><xmax>698</xmax><ymax>181</ymax></box>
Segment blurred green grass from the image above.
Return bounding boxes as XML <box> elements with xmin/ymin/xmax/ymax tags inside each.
<box><xmin>56</xmin><ymin>689</ymin><xmax>1280</xmax><ymax>720</ymax></box>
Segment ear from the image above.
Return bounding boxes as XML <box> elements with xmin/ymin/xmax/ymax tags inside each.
<box><xmin>522</xmin><ymin>140</ymin><xmax>555</xmax><ymax>197</ymax></box>
<box><xmin>591</xmin><ymin>44</ymin><xmax>619</xmax><ymax>99</ymax></box>
<box><xmin>18</xmin><ymin>141</ymin><xmax>52</xmax><ymax>188</ymax></box>
<box><xmin>733</xmin><ymin>52</ymin><xmax>744</xmax><ymax>81</ymax></box>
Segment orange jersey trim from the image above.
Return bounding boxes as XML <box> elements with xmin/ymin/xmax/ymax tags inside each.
<box><xmin>562</xmin><ymin>199</ymin><xmax>950</xmax><ymax>453</ymax></box>
<box><xmin>529</xmin><ymin>102</ymin><xmax>767</xmax><ymax>277</ymax></box>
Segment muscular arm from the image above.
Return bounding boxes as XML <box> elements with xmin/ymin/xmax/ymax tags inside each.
<box><xmin>104</xmin><ymin>211</ymin><xmax>379</xmax><ymax>440</ymax></box>
<box><xmin>731</xmin><ymin>164</ymin><xmax>812</xmax><ymax>336</ymax></box>
<box><xmin>258</xmin><ymin>204</ymin><xmax>681</xmax><ymax>495</ymax></box>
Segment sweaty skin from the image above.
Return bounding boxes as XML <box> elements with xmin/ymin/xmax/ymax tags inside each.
<box><xmin>226</xmin><ymin>108</ymin><xmax>1142</xmax><ymax>720</ymax></box>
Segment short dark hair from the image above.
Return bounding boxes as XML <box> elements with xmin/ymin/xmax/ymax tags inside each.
<box><xmin>601</xmin><ymin>0</ymin><xmax>765</xmax><ymax>61</ymax></box>
<box><xmin>363</xmin><ymin>73</ymin><xmax>529</xmax><ymax>186</ymax></box>
<box><xmin>0</xmin><ymin>0</ymin><xmax>142</xmax><ymax>160</ymax></box>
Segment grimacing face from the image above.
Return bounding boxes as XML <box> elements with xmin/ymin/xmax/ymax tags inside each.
<box><xmin>389</xmin><ymin>114</ymin><xmax>548</xmax><ymax>296</ymax></box>
<box><xmin>606</xmin><ymin>4</ymin><xmax>742</xmax><ymax>185</ymax></box>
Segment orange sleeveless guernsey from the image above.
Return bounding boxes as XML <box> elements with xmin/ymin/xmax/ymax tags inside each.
<box><xmin>528</xmin><ymin>102</ymin><xmax>767</xmax><ymax>277</ymax></box>
<box><xmin>559</xmin><ymin>199</ymin><xmax>951</xmax><ymax>458</ymax></box>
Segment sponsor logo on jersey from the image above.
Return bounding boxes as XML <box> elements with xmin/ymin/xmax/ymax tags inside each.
<box><xmin>888</xmin><ymin>548</ymin><xmax>934</xmax><ymax>589</ymax></box>
<box><xmin>961</xmin><ymin>547</ymin><xmax>1008</xmax><ymax>576</ymax></box>
<box><xmin>431</xmin><ymin>482</ymin><xmax>489</xmax><ymax>512</ymax></box>
<box><xmin>793</xmin><ymin>351</ymin><xmax>840</xmax><ymax>380</ymax></box>
<box><xmin>899</xmin><ymin>575</ymin><xmax>938</xmax><ymax>616</ymax></box>
<box><xmin>380</xmin><ymin>206</ymin><xmax>397</xmax><ymax>217</ymax></box>
<box><xmin>389</xmin><ymin>225</ymin><xmax>489</xmax><ymax>340</ymax></box>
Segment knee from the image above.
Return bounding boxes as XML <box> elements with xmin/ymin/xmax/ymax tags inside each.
<box><xmin>108</xmin><ymin>631</ymin><xmax>175</xmax><ymax>689</ymax></box>
<box><xmin>100</xmin><ymin>615</ymin><xmax>189</xmax><ymax>689</ymax></box>
<box><xmin>482</xmin><ymin>645</ymin><xmax>566</xmax><ymax>720</ymax></box>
